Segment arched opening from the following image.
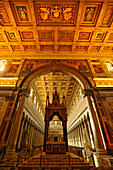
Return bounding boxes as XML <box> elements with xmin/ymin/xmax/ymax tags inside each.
<box><xmin>6</xmin><ymin>63</ymin><xmax>105</xmax><ymax>167</ymax></box>
<box><xmin>48</xmin><ymin>115</ymin><xmax>63</xmax><ymax>143</ymax></box>
<box><xmin>18</xmin><ymin>64</ymin><xmax>93</xmax><ymax>152</ymax></box>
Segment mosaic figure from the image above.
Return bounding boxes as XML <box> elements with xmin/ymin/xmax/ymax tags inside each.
<box><xmin>24</xmin><ymin>62</ymin><xmax>34</xmax><ymax>72</ymax></box>
<box><xmin>8</xmin><ymin>64</ymin><xmax>19</xmax><ymax>73</ymax></box>
<box><xmin>93</xmin><ymin>65</ymin><xmax>103</xmax><ymax>73</ymax></box>
<box><xmin>78</xmin><ymin>62</ymin><xmax>88</xmax><ymax>71</ymax></box>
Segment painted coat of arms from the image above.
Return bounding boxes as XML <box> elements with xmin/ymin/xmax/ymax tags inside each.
<box><xmin>36</xmin><ymin>4</ymin><xmax>77</xmax><ymax>25</ymax></box>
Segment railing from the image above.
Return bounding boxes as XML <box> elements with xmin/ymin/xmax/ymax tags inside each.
<box><xmin>0</xmin><ymin>146</ymin><xmax>6</xmax><ymax>163</ymax></box>
<box><xmin>68</xmin><ymin>146</ymin><xmax>95</xmax><ymax>167</ymax></box>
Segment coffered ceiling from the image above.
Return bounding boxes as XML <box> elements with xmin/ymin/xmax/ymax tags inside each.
<box><xmin>0</xmin><ymin>0</ymin><xmax>113</xmax><ymax>55</ymax></box>
<box><xmin>34</xmin><ymin>71</ymin><xmax>79</xmax><ymax>114</ymax></box>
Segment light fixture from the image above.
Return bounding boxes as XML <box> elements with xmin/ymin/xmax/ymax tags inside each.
<box><xmin>0</xmin><ymin>60</ymin><xmax>7</xmax><ymax>71</ymax></box>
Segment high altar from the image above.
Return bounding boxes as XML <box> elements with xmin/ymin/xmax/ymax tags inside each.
<box><xmin>43</xmin><ymin>89</ymin><xmax>68</xmax><ymax>154</ymax></box>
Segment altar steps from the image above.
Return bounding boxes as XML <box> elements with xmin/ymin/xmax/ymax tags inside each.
<box><xmin>18</xmin><ymin>153</ymin><xmax>93</xmax><ymax>170</ymax></box>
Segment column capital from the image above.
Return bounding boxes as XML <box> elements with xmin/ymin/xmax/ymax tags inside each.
<box><xmin>82</xmin><ymin>88</ymin><xmax>92</xmax><ymax>97</ymax></box>
<box><xmin>82</xmin><ymin>87</ymin><xmax>98</xmax><ymax>97</ymax></box>
<box><xmin>5</xmin><ymin>95</ymin><xmax>12</xmax><ymax>101</ymax></box>
<box><xmin>19</xmin><ymin>89</ymin><xmax>30</xmax><ymax>98</ymax></box>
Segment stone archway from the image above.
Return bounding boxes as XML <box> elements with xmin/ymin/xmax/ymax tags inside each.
<box><xmin>6</xmin><ymin>63</ymin><xmax>97</xmax><ymax>154</ymax></box>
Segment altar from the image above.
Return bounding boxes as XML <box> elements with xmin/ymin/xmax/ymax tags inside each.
<box><xmin>43</xmin><ymin>89</ymin><xmax>68</xmax><ymax>153</ymax></box>
<box><xmin>46</xmin><ymin>141</ymin><xmax>66</xmax><ymax>153</ymax></box>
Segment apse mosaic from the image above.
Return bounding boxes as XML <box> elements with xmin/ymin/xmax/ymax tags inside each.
<box><xmin>36</xmin><ymin>3</ymin><xmax>77</xmax><ymax>25</ymax></box>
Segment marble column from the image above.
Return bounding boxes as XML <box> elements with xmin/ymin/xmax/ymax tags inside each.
<box><xmin>28</xmin><ymin>122</ymin><xmax>32</xmax><ymax>146</ymax></box>
<box><xmin>83</xmin><ymin>89</ymin><xmax>104</xmax><ymax>149</ymax></box>
<box><xmin>0</xmin><ymin>96</ymin><xmax>11</xmax><ymax>127</ymax></box>
<box><xmin>79</xmin><ymin>123</ymin><xmax>84</xmax><ymax>147</ymax></box>
<box><xmin>29</xmin><ymin>125</ymin><xmax>34</xmax><ymax>149</ymax></box>
<box><xmin>78</xmin><ymin>125</ymin><xmax>82</xmax><ymax>147</ymax></box>
<box><xmin>6</xmin><ymin>89</ymin><xmax>29</xmax><ymax>155</ymax></box>
<box><xmin>27</xmin><ymin>120</ymin><xmax>31</xmax><ymax>146</ymax></box>
<box><xmin>81</xmin><ymin>122</ymin><xmax>86</xmax><ymax>146</ymax></box>
<box><xmin>17</xmin><ymin>115</ymin><xmax>25</xmax><ymax>149</ymax></box>
<box><xmin>87</xmin><ymin>114</ymin><xmax>95</xmax><ymax>148</ymax></box>
<box><xmin>84</xmin><ymin>118</ymin><xmax>91</xmax><ymax>147</ymax></box>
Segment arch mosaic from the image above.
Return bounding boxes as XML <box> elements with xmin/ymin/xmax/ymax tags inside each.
<box><xmin>19</xmin><ymin>62</ymin><xmax>93</xmax><ymax>90</ymax></box>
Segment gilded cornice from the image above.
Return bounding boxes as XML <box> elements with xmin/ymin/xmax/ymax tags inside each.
<box><xmin>0</xmin><ymin>53</ymin><xmax>113</xmax><ymax>59</ymax></box>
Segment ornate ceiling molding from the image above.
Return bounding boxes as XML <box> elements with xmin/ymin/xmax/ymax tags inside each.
<box><xmin>0</xmin><ymin>53</ymin><xmax>113</xmax><ymax>59</ymax></box>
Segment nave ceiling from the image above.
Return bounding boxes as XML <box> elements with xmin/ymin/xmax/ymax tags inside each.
<box><xmin>31</xmin><ymin>71</ymin><xmax>82</xmax><ymax>121</ymax></box>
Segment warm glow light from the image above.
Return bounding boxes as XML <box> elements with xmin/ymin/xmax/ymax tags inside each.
<box><xmin>105</xmin><ymin>61</ymin><xmax>113</xmax><ymax>71</ymax></box>
<box><xmin>37</xmin><ymin>102</ymin><xmax>39</xmax><ymax>109</ymax></box>
<box><xmin>55</xmin><ymin>121</ymin><xmax>57</xmax><ymax>125</ymax></box>
<box><xmin>0</xmin><ymin>60</ymin><xmax>7</xmax><ymax>71</ymax></box>
<box><xmin>34</xmin><ymin>96</ymin><xmax>36</xmax><ymax>104</ymax></box>
<box><xmin>30</xmin><ymin>88</ymin><xmax>33</xmax><ymax>97</ymax></box>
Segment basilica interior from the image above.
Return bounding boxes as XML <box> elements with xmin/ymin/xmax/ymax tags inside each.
<box><xmin>0</xmin><ymin>0</ymin><xmax>113</xmax><ymax>169</ymax></box>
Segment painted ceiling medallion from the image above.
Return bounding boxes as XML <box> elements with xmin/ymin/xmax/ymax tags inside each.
<box><xmin>81</xmin><ymin>3</ymin><xmax>102</xmax><ymax>26</ymax></box>
<box><xmin>35</xmin><ymin>3</ymin><xmax>78</xmax><ymax>25</ymax></box>
<box><xmin>11</xmin><ymin>2</ymin><xmax>32</xmax><ymax>26</ymax></box>
<box><xmin>0</xmin><ymin>3</ymin><xmax>11</xmax><ymax>25</ymax></box>
<box><xmin>101</xmin><ymin>4</ymin><xmax>113</xmax><ymax>26</ymax></box>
